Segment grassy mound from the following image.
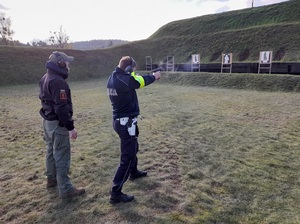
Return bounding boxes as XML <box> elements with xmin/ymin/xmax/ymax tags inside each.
<box><xmin>0</xmin><ymin>0</ymin><xmax>299</xmax><ymax>86</ymax></box>
<box><xmin>159</xmin><ymin>72</ymin><xmax>300</xmax><ymax>92</ymax></box>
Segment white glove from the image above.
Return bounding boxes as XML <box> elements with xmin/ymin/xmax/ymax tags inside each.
<box><xmin>153</xmin><ymin>71</ymin><xmax>161</xmax><ymax>80</ymax></box>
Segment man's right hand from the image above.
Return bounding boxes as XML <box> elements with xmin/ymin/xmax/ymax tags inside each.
<box><xmin>69</xmin><ymin>129</ymin><xmax>77</xmax><ymax>140</ymax></box>
<box><xmin>153</xmin><ymin>71</ymin><xmax>161</xmax><ymax>80</ymax></box>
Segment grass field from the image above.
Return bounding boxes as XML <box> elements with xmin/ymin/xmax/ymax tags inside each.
<box><xmin>0</xmin><ymin>78</ymin><xmax>300</xmax><ymax>224</ymax></box>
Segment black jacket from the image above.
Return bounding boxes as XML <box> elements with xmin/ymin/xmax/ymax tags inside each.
<box><xmin>107</xmin><ymin>67</ymin><xmax>156</xmax><ymax>119</ymax></box>
<box><xmin>39</xmin><ymin>62</ymin><xmax>74</xmax><ymax>131</ymax></box>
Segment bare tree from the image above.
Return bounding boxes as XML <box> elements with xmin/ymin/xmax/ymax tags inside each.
<box><xmin>49</xmin><ymin>25</ymin><xmax>70</xmax><ymax>49</ymax></box>
<box><xmin>0</xmin><ymin>12</ymin><xmax>14</xmax><ymax>44</ymax></box>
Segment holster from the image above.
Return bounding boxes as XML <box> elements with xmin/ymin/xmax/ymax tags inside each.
<box><xmin>127</xmin><ymin>117</ymin><xmax>138</xmax><ymax>136</ymax></box>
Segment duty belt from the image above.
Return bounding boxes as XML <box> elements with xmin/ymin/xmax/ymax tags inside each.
<box><xmin>115</xmin><ymin>117</ymin><xmax>138</xmax><ymax>126</ymax></box>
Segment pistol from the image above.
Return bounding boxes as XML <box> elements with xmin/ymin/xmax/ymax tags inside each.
<box><xmin>152</xmin><ymin>67</ymin><xmax>164</xmax><ymax>72</ymax></box>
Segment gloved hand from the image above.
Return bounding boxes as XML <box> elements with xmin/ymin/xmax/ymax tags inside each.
<box><xmin>153</xmin><ymin>71</ymin><xmax>161</xmax><ymax>80</ymax></box>
<box><xmin>69</xmin><ymin>129</ymin><xmax>77</xmax><ymax>141</ymax></box>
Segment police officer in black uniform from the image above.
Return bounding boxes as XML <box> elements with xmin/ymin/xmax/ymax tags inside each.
<box><xmin>107</xmin><ymin>56</ymin><xmax>161</xmax><ymax>203</ymax></box>
<box><xmin>39</xmin><ymin>51</ymin><xmax>85</xmax><ymax>199</ymax></box>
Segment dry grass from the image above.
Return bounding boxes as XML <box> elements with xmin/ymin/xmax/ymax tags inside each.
<box><xmin>0</xmin><ymin>79</ymin><xmax>300</xmax><ymax>224</ymax></box>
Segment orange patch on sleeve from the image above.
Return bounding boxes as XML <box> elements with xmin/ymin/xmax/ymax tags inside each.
<box><xmin>60</xmin><ymin>89</ymin><xmax>67</xmax><ymax>100</ymax></box>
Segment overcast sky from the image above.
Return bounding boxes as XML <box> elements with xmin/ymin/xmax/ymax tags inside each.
<box><xmin>0</xmin><ymin>0</ymin><xmax>289</xmax><ymax>44</ymax></box>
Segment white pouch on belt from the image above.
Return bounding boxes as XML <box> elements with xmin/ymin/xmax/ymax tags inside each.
<box><xmin>119</xmin><ymin>117</ymin><xmax>129</xmax><ymax>126</ymax></box>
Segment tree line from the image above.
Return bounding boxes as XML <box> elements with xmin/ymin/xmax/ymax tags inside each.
<box><xmin>0</xmin><ymin>12</ymin><xmax>71</xmax><ymax>48</ymax></box>
<box><xmin>0</xmin><ymin>12</ymin><xmax>129</xmax><ymax>49</ymax></box>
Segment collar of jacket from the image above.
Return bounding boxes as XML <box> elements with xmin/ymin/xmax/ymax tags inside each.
<box><xmin>45</xmin><ymin>61</ymin><xmax>69</xmax><ymax>79</ymax></box>
<box><xmin>115</xmin><ymin>66</ymin><xmax>131</xmax><ymax>75</ymax></box>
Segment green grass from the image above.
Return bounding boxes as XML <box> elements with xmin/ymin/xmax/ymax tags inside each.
<box><xmin>1</xmin><ymin>78</ymin><xmax>299</xmax><ymax>223</ymax></box>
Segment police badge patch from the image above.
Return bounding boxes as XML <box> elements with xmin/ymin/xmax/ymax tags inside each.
<box><xmin>60</xmin><ymin>89</ymin><xmax>67</xmax><ymax>100</ymax></box>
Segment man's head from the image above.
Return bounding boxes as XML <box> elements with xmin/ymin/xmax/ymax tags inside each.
<box><xmin>48</xmin><ymin>51</ymin><xmax>74</xmax><ymax>70</ymax></box>
<box><xmin>118</xmin><ymin>56</ymin><xmax>137</xmax><ymax>73</ymax></box>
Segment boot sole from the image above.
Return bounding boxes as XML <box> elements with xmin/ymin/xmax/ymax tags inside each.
<box><xmin>109</xmin><ymin>197</ymin><xmax>134</xmax><ymax>204</ymax></box>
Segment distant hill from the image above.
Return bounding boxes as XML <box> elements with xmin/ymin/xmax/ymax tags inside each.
<box><xmin>70</xmin><ymin>39</ymin><xmax>130</xmax><ymax>50</ymax></box>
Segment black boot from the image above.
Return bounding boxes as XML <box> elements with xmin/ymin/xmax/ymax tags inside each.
<box><xmin>110</xmin><ymin>185</ymin><xmax>134</xmax><ymax>204</ymax></box>
<box><xmin>110</xmin><ymin>192</ymin><xmax>134</xmax><ymax>204</ymax></box>
<box><xmin>129</xmin><ymin>170</ymin><xmax>147</xmax><ymax>180</ymax></box>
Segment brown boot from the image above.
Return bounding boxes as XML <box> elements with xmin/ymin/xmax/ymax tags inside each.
<box><xmin>59</xmin><ymin>188</ymin><xmax>85</xmax><ymax>199</ymax></box>
<box><xmin>46</xmin><ymin>178</ymin><xmax>57</xmax><ymax>189</ymax></box>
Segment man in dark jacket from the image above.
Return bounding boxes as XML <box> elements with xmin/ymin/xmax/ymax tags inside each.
<box><xmin>39</xmin><ymin>51</ymin><xmax>85</xmax><ymax>199</ymax></box>
<box><xmin>107</xmin><ymin>56</ymin><xmax>161</xmax><ymax>203</ymax></box>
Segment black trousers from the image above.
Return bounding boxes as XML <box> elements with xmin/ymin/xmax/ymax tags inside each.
<box><xmin>111</xmin><ymin>119</ymin><xmax>139</xmax><ymax>194</ymax></box>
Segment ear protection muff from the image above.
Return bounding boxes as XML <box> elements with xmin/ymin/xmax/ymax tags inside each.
<box><xmin>125</xmin><ymin>57</ymin><xmax>136</xmax><ymax>73</ymax></box>
<box><xmin>54</xmin><ymin>52</ymin><xmax>66</xmax><ymax>68</ymax></box>
<box><xmin>125</xmin><ymin>65</ymin><xmax>133</xmax><ymax>73</ymax></box>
